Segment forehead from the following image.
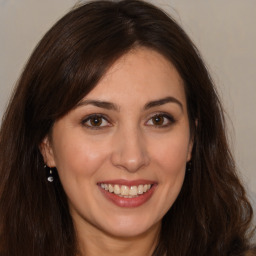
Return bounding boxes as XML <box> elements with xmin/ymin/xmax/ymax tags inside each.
<box><xmin>81</xmin><ymin>47</ymin><xmax>186</xmax><ymax>108</ymax></box>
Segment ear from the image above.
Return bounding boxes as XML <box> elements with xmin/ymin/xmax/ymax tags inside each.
<box><xmin>39</xmin><ymin>136</ymin><xmax>56</xmax><ymax>167</ymax></box>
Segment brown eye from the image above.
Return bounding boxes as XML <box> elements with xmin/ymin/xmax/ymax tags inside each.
<box><xmin>82</xmin><ymin>114</ymin><xmax>110</xmax><ymax>128</ymax></box>
<box><xmin>152</xmin><ymin>115</ymin><xmax>164</xmax><ymax>125</ymax></box>
<box><xmin>146</xmin><ymin>113</ymin><xmax>175</xmax><ymax>128</ymax></box>
<box><xmin>89</xmin><ymin>116</ymin><xmax>103</xmax><ymax>126</ymax></box>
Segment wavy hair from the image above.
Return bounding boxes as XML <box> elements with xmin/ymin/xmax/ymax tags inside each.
<box><xmin>0</xmin><ymin>0</ymin><xmax>255</xmax><ymax>255</ymax></box>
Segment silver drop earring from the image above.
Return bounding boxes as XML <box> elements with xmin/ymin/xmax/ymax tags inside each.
<box><xmin>44</xmin><ymin>165</ymin><xmax>54</xmax><ymax>182</ymax></box>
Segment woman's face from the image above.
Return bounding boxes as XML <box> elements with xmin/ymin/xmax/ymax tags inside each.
<box><xmin>42</xmin><ymin>48</ymin><xmax>193</xmax><ymax>238</ymax></box>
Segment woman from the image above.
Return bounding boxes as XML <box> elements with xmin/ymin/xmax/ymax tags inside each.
<box><xmin>0</xmin><ymin>0</ymin><xmax>255</xmax><ymax>255</ymax></box>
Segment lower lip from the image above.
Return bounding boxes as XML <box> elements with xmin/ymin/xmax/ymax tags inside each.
<box><xmin>99</xmin><ymin>185</ymin><xmax>156</xmax><ymax>208</ymax></box>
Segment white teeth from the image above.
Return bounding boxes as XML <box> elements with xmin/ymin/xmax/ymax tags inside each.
<box><xmin>138</xmin><ymin>185</ymin><xmax>144</xmax><ymax>194</ymax></box>
<box><xmin>100</xmin><ymin>183</ymin><xmax>152</xmax><ymax>197</ymax></box>
<box><xmin>114</xmin><ymin>184</ymin><xmax>120</xmax><ymax>195</ymax></box>
<box><xmin>120</xmin><ymin>185</ymin><xmax>129</xmax><ymax>196</ymax></box>
<box><xmin>129</xmin><ymin>186</ymin><xmax>138</xmax><ymax>196</ymax></box>
<box><xmin>109</xmin><ymin>184</ymin><xmax>114</xmax><ymax>193</ymax></box>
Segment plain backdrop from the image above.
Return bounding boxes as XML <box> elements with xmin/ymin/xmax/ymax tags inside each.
<box><xmin>0</xmin><ymin>0</ymin><xmax>255</xmax><ymax>225</ymax></box>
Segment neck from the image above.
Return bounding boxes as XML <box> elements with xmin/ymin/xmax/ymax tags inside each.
<box><xmin>75</xmin><ymin>221</ymin><xmax>161</xmax><ymax>256</ymax></box>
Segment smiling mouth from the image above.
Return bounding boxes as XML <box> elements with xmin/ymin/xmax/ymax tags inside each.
<box><xmin>99</xmin><ymin>183</ymin><xmax>152</xmax><ymax>198</ymax></box>
<box><xmin>98</xmin><ymin>180</ymin><xmax>156</xmax><ymax>207</ymax></box>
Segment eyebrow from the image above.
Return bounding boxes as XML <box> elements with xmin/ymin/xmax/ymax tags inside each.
<box><xmin>76</xmin><ymin>96</ymin><xmax>183</xmax><ymax>112</ymax></box>
<box><xmin>76</xmin><ymin>99</ymin><xmax>119</xmax><ymax>111</ymax></box>
<box><xmin>144</xmin><ymin>96</ymin><xmax>183</xmax><ymax>111</ymax></box>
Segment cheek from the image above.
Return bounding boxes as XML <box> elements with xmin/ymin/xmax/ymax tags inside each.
<box><xmin>150</xmin><ymin>134</ymin><xmax>190</xmax><ymax>174</ymax></box>
<box><xmin>52</xmin><ymin>135</ymin><xmax>110</xmax><ymax>179</ymax></box>
<box><xmin>148</xmin><ymin>136</ymin><xmax>188</xmax><ymax>217</ymax></box>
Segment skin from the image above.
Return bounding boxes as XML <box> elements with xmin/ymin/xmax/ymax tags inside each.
<box><xmin>41</xmin><ymin>47</ymin><xmax>193</xmax><ymax>256</ymax></box>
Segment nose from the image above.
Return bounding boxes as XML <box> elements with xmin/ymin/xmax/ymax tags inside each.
<box><xmin>110</xmin><ymin>127</ymin><xmax>150</xmax><ymax>173</ymax></box>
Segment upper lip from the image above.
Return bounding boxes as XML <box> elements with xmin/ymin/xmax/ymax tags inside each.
<box><xmin>97</xmin><ymin>179</ymin><xmax>156</xmax><ymax>186</ymax></box>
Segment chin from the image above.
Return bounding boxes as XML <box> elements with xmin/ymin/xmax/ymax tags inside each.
<box><xmin>100</xmin><ymin>215</ymin><xmax>161</xmax><ymax>238</ymax></box>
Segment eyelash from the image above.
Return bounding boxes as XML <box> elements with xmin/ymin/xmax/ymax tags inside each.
<box><xmin>81</xmin><ymin>113</ymin><xmax>175</xmax><ymax>130</ymax></box>
<box><xmin>81</xmin><ymin>114</ymin><xmax>112</xmax><ymax>130</ymax></box>
<box><xmin>145</xmin><ymin>112</ymin><xmax>176</xmax><ymax>128</ymax></box>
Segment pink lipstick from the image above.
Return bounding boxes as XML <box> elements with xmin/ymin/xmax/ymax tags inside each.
<box><xmin>98</xmin><ymin>179</ymin><xmax>157</xmax><ymax>208</ymax></box>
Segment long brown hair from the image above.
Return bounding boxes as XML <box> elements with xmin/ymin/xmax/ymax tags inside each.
<box><xmin>0</xmin><ymin>1</ymin><xmax>255</xmax><ymax>255</ymax></box>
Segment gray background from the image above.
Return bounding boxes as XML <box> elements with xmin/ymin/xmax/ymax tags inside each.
<box><xmin>0</xmin><ymin>0</ymin><xmax>255</xmax><ymax>227</ymax></box>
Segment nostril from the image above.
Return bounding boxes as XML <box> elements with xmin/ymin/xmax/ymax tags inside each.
<box><xmin>110</xmin><ymin>149</ymin><xmax>150</xmax><ymax>172</ymax></box>
<box><xmin>110</xmin><ymin>129</ymin><xmax>150</xmax><ymax>172</ymax></box>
